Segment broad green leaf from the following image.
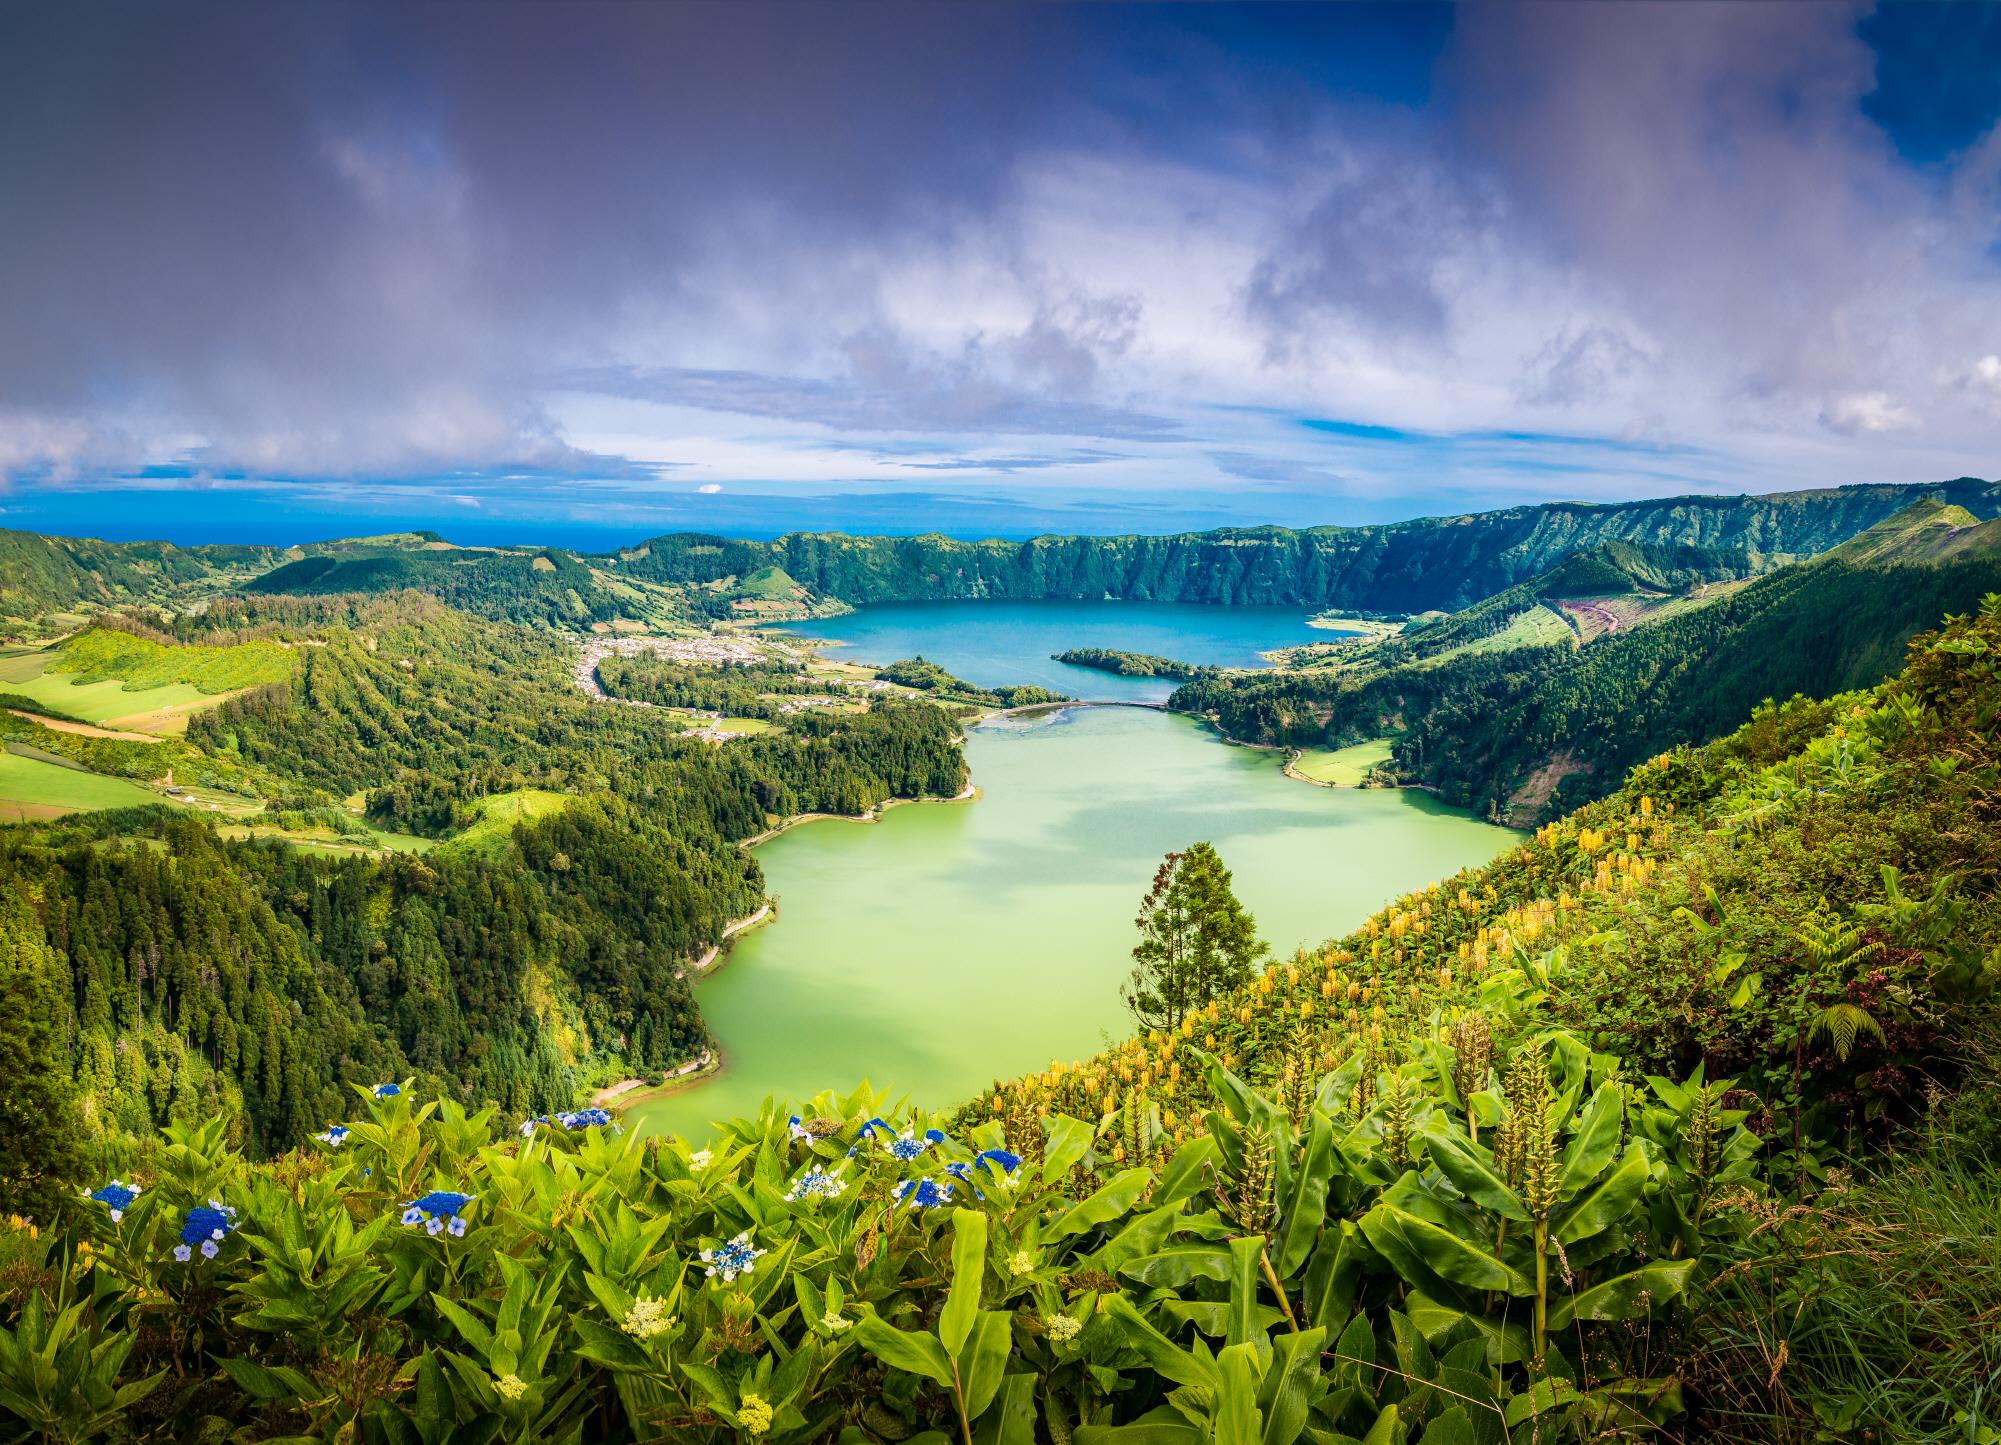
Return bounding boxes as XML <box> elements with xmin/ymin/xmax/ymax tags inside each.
<box><xmin>1360</xmin><ymin>1203</ymin><xmax>1531</xmax><ymax>1295</ymax></box>
<box><xmin>1555</xmin><ymin>1145</ymin><xmax>1649</xmax><ymax>1245</ymax></box>
<box><xmin>1121</xmin><ymin>1245</ymin><xmax>1233</xmax><ymax>1288</ymax></box>
<box><xmin>973</xmin><ymin>1373</ymin><xmax>1038</xmax><ymax>1445</ymax></box>
<box><xmin>1546</xmin><ymin>1260</ymin><xmax>1697</xmax><ymax>1330</ymax></box>
<box><xmin>1417</xmin><ymin>1118</ymin><xmax>1527</xmax><ymax>1222</ymax></box>
<box><xmin>1155</xmin><ymin>1134</ymin><xmax>1221</xmax><ymax>1206</ymax></box>
<box><xmin>1043</xmin><ymin>1115</ymin><xmax>1095</xmax><ymax>1183</ymax></box>
<box><xmin>1216</xmin><ymin>1342</ymin><xmax>1265</xmax><ymax>1445</ymax></box>
<box><xmin>851</xmin><ymin>1308</ymin><xmax>954</xmax><ymax>1389</ymax></box>
<box><xmin>1227</xmin><ymin>1235</ymin><xmax>1264</xmax><ymax>1350</ymax></box>
<box><xmin>1050</xmin><ymin>1168</ymin><xmax>1155</xmax><ymax>1240</ymax></box>
<box><xmin>1074</xmin><ymin>1412</ymin><xmax>1204</xmax><ymax>1445</ymax></box>
<box><xmin>1420</xmin><ymin>1406</ymin><xmax>1476</xmax><ymax>1445</ymax></box>
<box><xmin>1358</xmin><ymin>1402</ymin><xmax>1401</xmax><ymax>1445</ymax></box>
<box><xmin>1276</xmin><ymin>1114</ymin><xmax>1335</xmax><ymax>1277</ymax></box>
<box><xmin>1558</xmin><ymin>1085</ymin><xmax>1621</xmax><ymax>1194</ymax></box>
<box><xmin>962</xmin><ymin>1310</ymin><xmax>1012</xmax><ymax>1419</ymax></box>
<box><xmin>1100</xmin><ymin>1296</ymin><xmax>1221</xmax><ymax>1390</ymax></box>
<box><xmin>1258</xmin><ymin>1326</ymin><xmax>1327</xmax><ymax>1445</ymax></box>
<box><xmin>941</xmin><ymin>1209</ymin><xmax>987</xmax><ymax>1358</ymax></box>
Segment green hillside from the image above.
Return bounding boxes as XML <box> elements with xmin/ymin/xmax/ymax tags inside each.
<box><xmin>245</xmin><ymin>545</ymin><xmax>642</xmax><ymax>627</ymax></box>
<box><xmin>607</xmin><ymin>477</ymin><xmax>2001</xmax><ymax>613</ymax></box>
<box><xmin>5</xmin><ymin>582</ymin><xmax>1998</xmax><ymax>1444</ymax></box>
<box><xmin>1176</xmin><ymin>501</ymin><xmax>2001</xmax><ymax>823</ymax></box>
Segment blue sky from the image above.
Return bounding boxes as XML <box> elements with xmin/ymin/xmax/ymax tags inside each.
<box><xmin>1</xmin><ymin>2</ymin><xmax>1999</xmax><ymax>545</ymax></box>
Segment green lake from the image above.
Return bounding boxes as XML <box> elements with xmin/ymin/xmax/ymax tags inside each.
<box><xmin>631</xmin><ymin>693</ymin><xmax>1520</xmax><ymax>1141</ymax></box>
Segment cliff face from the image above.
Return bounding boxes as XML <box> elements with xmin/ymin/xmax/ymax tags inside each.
<box><xmin>610</xmin><ymin>479</ymin><xmax>2001</xmax><ymax>612</ymax></box>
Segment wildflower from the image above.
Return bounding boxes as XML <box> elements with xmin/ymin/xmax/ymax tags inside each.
<box><xmin>688</xmin><ymin>1148</ymin><xmax>714</xmax><ymax>1171</ymax></box>
<box><xmin>315</xmin><ymin>1123</ymin><xmax>351</xmax><ymax>1148</ymax></box>
<box><xmin>886</xmin><ymin>1130</ymin><xmax>935</xmax><ymax>1162</ymax></box>
<box><xmin>372</xmin><ymin>1083</ymin><xmax>401</xmax><ymax>1098</ymax></box>
<box><xmin>623</xmin><ymin>1294</ymin><xmax>675</xmax><ymax>1340</ymax></box>
<box><xmin>170</xmin><ymin>1201</ymin><xmax>238</xmax><ymax>1263</ymax></box>
<box><xmin>784</xmin><ymin>1165</ymin><xmax>848</xmax><ymax>1203</ymax></box>
<box><xmin>494</xmin><ymin>1373</ymin><xmax>527</xmax><ymax>1401</ymax></box>
<box><xmin>401</xmin><ymin>1190</ymin><xmax>473</xmax><ymax>1237</ymax></box>
<box><xmin>736</xmin><ymin>1393</ymin><xmax>774</xmax><ymax>1437</ymax></box>
<box><xmin>701</xmin><ymin>1230</ymin><xmax>766</xmax><ymax>1283</ymax></box>
<box><xmin>87</xmin><ymin>1180</ymin><xmax>139</xmax><ymax>1223</ymax></box>
<box><xmin>822</xmin><ymin>1309</ymin><xmax>851</xmax><ymax>1332</ymax></box>
<box><xmin>1007</xmin><ymin>1250</ymin><xmax>1036</xmax><ymax>1277</ymax></box>
<box><xmin>559</xmin><ymin>1107</ymin><xmax>612</xmax><ymax>1130</ymax></box>
<box><xmin>1044</xmin><ymin>1312</ymin><xmax>1082</xmax><ymax>1343</ymax></box>
<box><xmin>893</xmin><ymin>1176</ymin><xmax>953</xmax><ymax>1211</ymax></box>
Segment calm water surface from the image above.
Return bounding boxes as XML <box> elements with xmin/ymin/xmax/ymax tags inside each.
<box><xmin>777</xmin><ymin>599</ymin><xmax>1347</xmax><ymax>703</ymax></box>
<box><xmin>633</xmin><ymin>603</ymin><xmax>1519</xmax><ymax>1139</ymax></box>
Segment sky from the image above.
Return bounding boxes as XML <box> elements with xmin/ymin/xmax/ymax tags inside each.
<box><xmin>1</xmin><ymin>2</ymin><xmax>1999</xmax><ymax>547</ymax></box>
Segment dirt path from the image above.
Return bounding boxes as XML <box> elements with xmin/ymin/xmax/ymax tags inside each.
<box><xmin>687</xmin><ymin>902</ymin><xmax>773</xmax><ymax>973</ymax></box>
<box><xmin>5</xmin><ymin>709</ymin><xmax>162</xmax><ymax>743</ymax></box>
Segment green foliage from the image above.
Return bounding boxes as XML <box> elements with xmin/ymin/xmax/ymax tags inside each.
<box><xmin>0</xmin><ymin>903</ymin><xmax>89</xmax><ymax>1223</ymax></box>
<box><xmin>46</xmin><ymin>627</ymin><xmax>295</xmax><ymax>694</ymax></box>
<box><xmin>609</xmin><ymin>479</ymin><xmax>2001</xmax><ymax>613</ymax></box>
<box><xmin>1052</xmin><ymin>649</ymin><xmax>1217</xmax><ymax>681</ymax></box>
<box><xmin>1125</xmin><ymin>845</ymin><xmax>1268</xmax><ymax>1032</ymax></box>
<box><xmin>873</xmin><ymin>657</ymin><xmax>1065</xmax><ymax>708</ymax></box>
<box><xmin>1177</xmin><ymin>539</ymin><xmax>2001</xmax><ymax>824</ymax></box>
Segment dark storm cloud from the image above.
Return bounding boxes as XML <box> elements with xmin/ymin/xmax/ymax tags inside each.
<box><xmin>1</xmin><ymin>1</ymin><xmax>1998</xmax><ymax>516</ymax></box>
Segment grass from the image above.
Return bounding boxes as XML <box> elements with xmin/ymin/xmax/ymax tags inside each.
<box><xmin>49</xmin><ymin>627</ymin><xmax>295</xmax><ymax>692</ymax></box>
<box><xmin>219</xmin><ymin>821</ymin><xmax>438</xmax><ymax>856</ymax></box>
<box><xmin>1686</xmin><ymin>1060</ymin><xmax>2001</xmax><ymax>1443</ymax></box>
<box><xmin>0</xmin><ymin>750</ymin><xmax>162</xmax><ymax>820</ymax></box>
<box><xmin>436</xmin><ymin>787</ymin><xmax>574</xmax><ymax>857</ymax></box>
<box><xmin>0</xmin><ymin>670</ymin><xmax>215</xmax><ymax>729</ymax></box>
<box><xmin>1291</xmin><ymin>737</ymin><xmax>1394</xmax><ymax>786</ymax></box>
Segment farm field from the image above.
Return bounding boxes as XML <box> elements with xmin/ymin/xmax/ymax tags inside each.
<box><xmin>1290</xmin><ymin>736</ymin><xmax>1394</xmax><ymax>786</ymax></box>
<box><xmin>0</xmin><ymin>749</ymin><xmax>163</xmax><ymax>820</ymax></box>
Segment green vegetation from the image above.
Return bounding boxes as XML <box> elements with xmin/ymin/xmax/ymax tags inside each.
<box><xmin>5</xmin><ymin>591</ymin><xmax>2000</xmax><ymax>1440</ymax></box>
<box><xmin>247</xmin><ymin>545</ymin><xmax>644</xmax><ymax>628</ymax></box>
<box><xmin>607</xmin><ymin>478</ymin><xmax>1998</xmax><ymax>612</ymax></box>
<box><xmin>0</xmin><ymin>752</ymin><xmax>162</xmax><ymax>819</ymax></box>
<box><xmin>1177</xmin><ymin>502</ymin><xmax>2001</xmax><ymax>823</ymax></box>
<box><xmin>875</xmin><ymin>656</ymin><xmax>1066</xmax><ymax>708</ymax></box>
<box><xmin>1123</xmin><ymin>842</ymin><xmax>1268</xmax><ymax>1030</ymax></box>
<box><xmin>594</xmin><ymin>649</ymin><xmax>836</xmax><ymax>720</ymax></box>
<box><xmin>433</xmin><ymin>787</ymin><xmax>575</xmax><ymax>858</ymax></box>
<box><xmin>1291</xmin><ymin>738</ymin><xmax>1394</xmax><ymax>787</ymax></box>
<box><xmin>1053</xmin><ymin>647</ymin><xmax>1218</xmax><ymax>680</ymax></box>
<box><xmin>46</xmin><ymin>625</ymin><xmax>296</xmax><ymax>694</ymax></box>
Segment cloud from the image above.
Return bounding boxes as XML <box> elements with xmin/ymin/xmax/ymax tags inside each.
<box><xmin>1821</xmin><ymin>391</ymin><xmax>1921</xmax><ymax>435</ymax></box>
<box><xmin>1</xmin><ymin>2</ymin><xmax>1997</xmax><ymax>528</ymax></box>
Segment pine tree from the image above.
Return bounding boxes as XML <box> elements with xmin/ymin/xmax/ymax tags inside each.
<box><xmin>1123</xmin><ymin>843</ymin><xmax>1267</xmax><ymax>1030</ymax></box>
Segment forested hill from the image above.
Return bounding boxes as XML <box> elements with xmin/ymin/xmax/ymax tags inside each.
<box><xmin>1174</xmin><ymin>500</ymin><xmax>2001</xmax><ymax>823</ymax></box>
<box><xmin>606</xmin><ymin>477</ymin><xmax>2001</xmax><ymax>612</ymax></box>
<box><xmin>0</xmin><ymin>529</ymin><xmax>282</xmax><ymax>628</ymax></box>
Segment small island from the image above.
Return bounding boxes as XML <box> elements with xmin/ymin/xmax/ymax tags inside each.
<box><xmin>1053</xmin><ymin>646</ymin><xmax>1219</xmax><ymax>680</ymax></box>
<box><xmin>876</xmin><ymin>655</ymin><xmax>1068</xmax><ymax>708</ymax></box>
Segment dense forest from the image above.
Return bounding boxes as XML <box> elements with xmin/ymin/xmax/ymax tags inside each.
<box><xmin>1052</xmin><ymin>647</ymin><xmax>1216</xmax><ymax>679</ymax></box>
<box><xmin>0</xmin><ymin>592</ymin><xmax>972</xmax><ymax>1152</ymax></box>
<box><xmin>594</xmin><ymin>651</ymin><xmax>837</xmax><ymax>720</ymax></box>
<box><xmin>605</xmin><ymin>477</ymin><xmax>2001</xmax><ymax>612</ymax></box>
<box><xmin>1176</xmin><ymin>520</ymin><xmax>2001</xmax><ymax>823</ymax></box>
<box><xmin>0</xmin><ymin>801</ymin><xmax>724</xmax><ymax>1154</ymax></box>
<box><xmin>246</xmin><ymin>546</ymin><xmax>635</xmax><ymax>627</ymax></box>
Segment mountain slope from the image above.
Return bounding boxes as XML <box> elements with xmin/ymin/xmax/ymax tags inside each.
<box><xmin>1176</xmin><ymin>500</ymin><xmax>2001</xmax><ymax>823</ymax></box>
<box><xmin>606</xmin><ymin>477</ymin><xmax>2001</xmax><ymax>613</ymax></box>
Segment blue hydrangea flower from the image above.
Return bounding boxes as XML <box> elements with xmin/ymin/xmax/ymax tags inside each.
<box><xmin>315</xmin><ymin>1124</ymin><xmax>350</xmax><ymax>1147</ymax></box>
<box><xmin>701</xmin><ymin>1230</ymin><xmax>766</xmax><ymax>1283</ymax></box>
<box><xmin>401</xmin><ymin>1190</ymin><xmax>473</xmax><ymax>1237</ymax></box>
<box><xmin>87</xmin><ymin>1180</ymin><xmax>139</xmax><ymax>1223</ymax></box>
<box><xmin>170</xmin><ymin>1200</ymin><xmax>238</xmax><ymax>1262</ymax></box>
<box><xmin>373</xmin><ymin>1083</ymin><xmax>401</xmax><ymax>1098</ymax></box>
<box><xmin>784</xmin><ymin>1165</ymin><xmax>849</xmax><ymax>1203</ymax></box>
<box><xmin>519</xmin><ymin>1115</ymin><xmax>549</xmax><ymax>1137</ymax></box>
<box><xmin>559</xmin><ymin>1107</ymin><xmax>612</xmax><ymax>1130</ymax></box>
<box><xmin>894</xmin><ymin>1176</ymin><xmax>954</xmax><ymax>1211</ymax></box>
<box><xmin>975</xmin><ymin>1149</ymin><xmax>1023</xmax><ymax>1181</ymax></box>
<box><xmin>787</xmin><ymin>1115</ymin><xmax>811</xmax><ymax>1142</ymax></box>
